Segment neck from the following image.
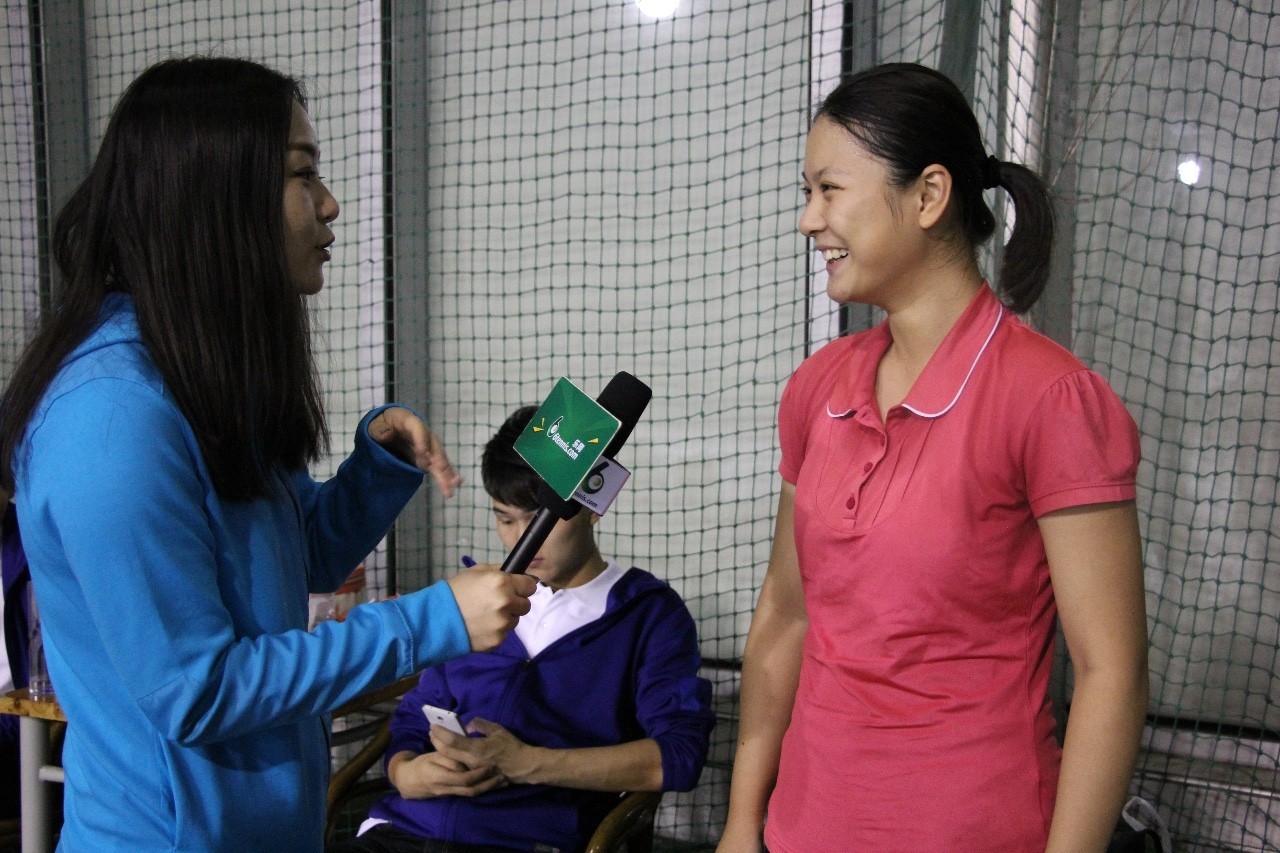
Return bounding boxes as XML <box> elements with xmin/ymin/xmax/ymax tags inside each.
<box><xmin>874</xmin><ymin>269</ymin><xmax>983</xmax><ymax>416</ymax></box>
<box><xmin>552</xmin><ymin>551</ymin><xmax>608</xmax><ymax>591</ymax></box>
<box><xmin>882</xmin><ymin>271</ymin><xmax>983</xmax><ymax>375</ymax></box>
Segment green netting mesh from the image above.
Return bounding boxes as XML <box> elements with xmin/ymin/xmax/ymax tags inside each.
<box><xmin>1</xmin><ymin>11</ymin><xmax>39</xmax><ymax>377</ymax></box>
<box><xmin>2</xmin><ymin>1</ymin><xmax>1276</xmax><ymax>848</ymax></box>
<box><xmin>1070</xmin><ymin>3</ymin><xmax>1280</xmax><ymax>849</ymax></box>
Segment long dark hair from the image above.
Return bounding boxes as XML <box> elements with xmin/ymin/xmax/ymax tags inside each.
<box><xmin>816</xmin><ymin>62</ymin><xmax>1054</xmax><ymax>313</ymax></box>
<box><xmin>0</xmin><ymin>56</ymin><xmax>328</xmax><ymax>499</ymax></box>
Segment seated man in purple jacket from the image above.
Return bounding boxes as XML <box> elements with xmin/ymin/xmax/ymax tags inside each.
<box><xmin>329</xmin><ymin>406</ymin><xmax>715</xmax><ymax>853</ymax></box>
<box><xmin>1</xmin><ymin>487</ymin><xmax>31</xmax><ymax>821</ymax></box>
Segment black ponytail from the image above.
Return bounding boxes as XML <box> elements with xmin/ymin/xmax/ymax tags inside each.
<box><xmin>990</xmin><ymin>161</ymin><xmax>1054</xmax><ymax>313</ymax></box>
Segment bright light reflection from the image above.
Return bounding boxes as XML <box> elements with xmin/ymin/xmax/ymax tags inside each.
<box><xmin>1177</xmin><ymin>158</ymin><xmax>1202</xmax><ymax>186</ymax></box>
<box><xmin>636</xmin><ymin>0</ymin><xmax>679</xmax><ymax>19</ymax></box>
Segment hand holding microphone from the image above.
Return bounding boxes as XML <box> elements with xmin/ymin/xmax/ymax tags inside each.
<box><xmin>445</xmin><ymin>566</ymin><xmax>536</xmax><ymax>651</ymax></box>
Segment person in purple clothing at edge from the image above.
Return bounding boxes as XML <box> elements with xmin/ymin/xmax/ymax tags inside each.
<box><xmin>1</xmin><ymin>485</ymin><xmax>30</xmax><ymax>822</ymax></box>
<box><xmin>328</xmin><ymin>405</ymin><xmax>716</xmax><ymax>853</ymax></box>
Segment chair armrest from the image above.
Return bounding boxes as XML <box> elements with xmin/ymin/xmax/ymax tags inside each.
<box><xmin>325</xmin><ymin>674</ymin><xmax>420</xmax><ymax>842</ymax></box>
<box><xmin>327</xmin><ymin>723</ymin><xmax>392</xmax><ymax>815</ymax></box>
<box><xmin>584</xmin><ymin>790</ymin><xmax>662</xmax><ymax>853</ymax></box>
<box><xmin>331</xmin><ymin>674</ymin><xmax>420</xmax><ymax>718</ymax></box>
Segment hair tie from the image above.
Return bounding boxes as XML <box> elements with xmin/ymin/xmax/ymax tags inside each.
<box><xmin>981</xmin><ymin>154</ymin><xmax>1002</xmax><ymax>189</ymax></box>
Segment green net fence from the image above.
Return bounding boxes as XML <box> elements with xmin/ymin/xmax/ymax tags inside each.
<box><xmin>2</xmin><ymin>1</ymin><xmax>1276</xmax><ymax>849</ymax></box>
<box><xmin>1069</xmin><ymin>3</ymin><xmax>1279</xmax><ymax>850</ymax></box>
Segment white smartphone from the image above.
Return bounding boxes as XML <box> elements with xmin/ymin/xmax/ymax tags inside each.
<box><xmin>420</xmin><ymin>703</ymin><xmax>467</xmax><ymax>736</ymax></box>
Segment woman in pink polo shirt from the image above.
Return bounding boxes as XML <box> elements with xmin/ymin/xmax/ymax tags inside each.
<box><xmin>720</xmin><ymin>63</ymin><xmax>1149</xmax><ymax>852</ymax></box>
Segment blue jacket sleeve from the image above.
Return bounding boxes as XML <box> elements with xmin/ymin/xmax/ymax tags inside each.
<box><xmin>633</xmin><ymin>592</ymin><xmax>716</xmax><ymax>792</ymax></box>
<box><xmin>17</xmin><ymin>379</ymin><xmax>470</xmax><ymax>746</ymax></box>
<box><xmin>293</xmin><ymin>405</ymin><xmax>426</xmax><ymax>594</ymax></box>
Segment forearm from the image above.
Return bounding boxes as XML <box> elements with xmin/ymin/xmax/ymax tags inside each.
<box><xmin>723</xmin><ymin>482</ymin><xmax>806</xmax><ymax>840</ymax></box>
<box><xmin>508</xmin><ymin>739</ymin><xmax>664</xmax><ymax>791</ymax></box>
<box><xmin>722</xmin><ymin>620</ymin><xmax>804</xmax><ymax>835</ymax></box>
<box><xmin>386</xmin><ymin>751</ymin><xmax>420</xmax><ymax>796</ymax></box>
<box><xmin>301</xmin><ymin>408</ymin><xmax>423</xmax><ymax>586</ymax></box>
<box><xmin>1046</xmin><ymin>666</ymin><xmax>1148</xmax><ymax>853</ymax></box>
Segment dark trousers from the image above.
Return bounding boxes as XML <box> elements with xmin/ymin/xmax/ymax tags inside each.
<box><xmin>325</xmin><ymin>823</ymin><xmax>526</xmax><ymax>853</ymax></box>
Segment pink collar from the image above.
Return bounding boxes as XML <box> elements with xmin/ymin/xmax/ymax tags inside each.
<box><xmin>827</xmin><ymin>285</ymin><xmax>1005</xmax><ymax>420</ymax></box>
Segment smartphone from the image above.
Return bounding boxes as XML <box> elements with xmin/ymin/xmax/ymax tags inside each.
<box><xmin>421</xmin><ymin>703</ymin><xmax>467</xmax><ymax>736</ymax></box>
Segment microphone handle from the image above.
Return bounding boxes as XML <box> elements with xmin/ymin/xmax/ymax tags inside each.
<box><xmin>500</xmin><ymin>506</ymin><xmax>560</xmax><ymax>574</ymax></box>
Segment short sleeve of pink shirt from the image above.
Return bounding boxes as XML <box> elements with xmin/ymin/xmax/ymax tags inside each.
<box><xmin>1020</xmin><ymin>368</ymin><xmax>1140</xmax><ymax>515</ymax></box>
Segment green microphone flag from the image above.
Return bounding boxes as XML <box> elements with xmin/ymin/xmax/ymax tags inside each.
<box><xmin>514</xmin><ymin>377</ymin><xmax>621</xmax><ymax>501</ymax></box>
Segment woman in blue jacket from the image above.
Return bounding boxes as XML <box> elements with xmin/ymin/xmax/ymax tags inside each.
<box><xmin>0</xmin><ymin>57</ymin><xmax>534</xmax><ymax>852</ymax></box>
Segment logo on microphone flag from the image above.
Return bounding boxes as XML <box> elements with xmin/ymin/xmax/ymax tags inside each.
<box><xmin>572</xmin><ymin>456</ymin><xmax>632</xmax><ymax>514</ymax></box>
<box><xmin>515</xmin><ymin>377</ymin><xmax>621</xmax><ymax>500</ymax></box>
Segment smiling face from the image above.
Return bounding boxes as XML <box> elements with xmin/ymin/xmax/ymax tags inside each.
<box><xmin>282</xmin><ymin>102</ymin><xmax>339</xmax><ymax>295</ymax></box>
<box><xmin>799</xmin><ymin>116</ymin><xmax>925</xmax><ymax>309</ymax></box>
<box><xmin>491</xmin><ymin>500</ymin><xmax>605</xmax><ymax>590</ymax></box>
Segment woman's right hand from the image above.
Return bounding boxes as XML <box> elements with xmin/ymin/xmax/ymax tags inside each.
<box><xmin>387</xmin><ymin>749</ymin><xmax>506</xmax><ymax>800</ymax></box>
<box><xmin>444</xmin><ymin>564</ymin><xmax>535</xmax><ymax>651</ymax></box>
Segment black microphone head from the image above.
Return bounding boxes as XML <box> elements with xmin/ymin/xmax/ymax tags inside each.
<box><xmin>596</xmin><ymin>371</ymin><xmax>652</xmax><ymax>459</ymax></box>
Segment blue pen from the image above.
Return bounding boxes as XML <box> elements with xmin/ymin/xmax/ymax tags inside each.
<box><xmin>460</xmin><ymin>555</ymin><xmax>477</xmax><ymax>568</ymax></box>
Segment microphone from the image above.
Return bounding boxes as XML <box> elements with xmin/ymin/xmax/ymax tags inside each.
<box><xmin>500</xmin><ymin>372</ymin><xmax>651</xmax><ymax>574</ymax></box>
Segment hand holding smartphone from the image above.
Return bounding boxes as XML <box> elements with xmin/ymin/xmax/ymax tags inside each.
<box><xmin>421</xmin><ymin>703</ymin><xmax>467</xmax><ymax>736</ymax></box>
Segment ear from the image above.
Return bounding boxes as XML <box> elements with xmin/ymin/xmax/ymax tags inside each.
<box><xmin>914</xmin><ymin>163</ymin><xmax>953</xmax><ymax>230</ymax></box>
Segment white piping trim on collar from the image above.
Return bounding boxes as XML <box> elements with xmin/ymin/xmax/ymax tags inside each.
<box><xmin>827</xmin><ymin>401</ymin><xmax>855</xmax><ymax>418</ymax></box>
<box><xmin>901</xmin><ymin>304</ymin><xmax>1004</xmax><ymax>419</ymax></box>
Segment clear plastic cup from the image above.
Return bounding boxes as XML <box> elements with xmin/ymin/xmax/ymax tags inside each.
<box><xmin>27</xmin><ymin>584</ymin><xmax>54</xmax><ymax>700</ymax></box>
